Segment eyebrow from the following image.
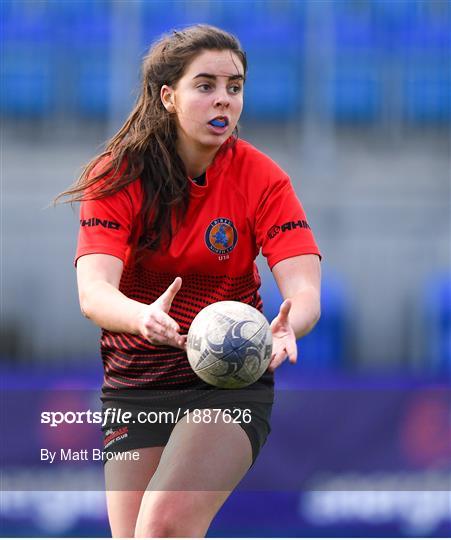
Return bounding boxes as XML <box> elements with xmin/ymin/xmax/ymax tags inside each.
<box><xmin>193</xmin><ymin>73</ymin><xmax>245</xmax><ymax>82</ymax></box>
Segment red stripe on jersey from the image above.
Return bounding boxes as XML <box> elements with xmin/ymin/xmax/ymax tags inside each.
<box><xmin>99</xmin><ymin>269</ymin><xmax>263</xmax><ymax>390</ymax></box>
<box><xmin>104</xmin><ymin>370</ymin><xmax>198</xmax><ymax>389</ymax></box>
<box><xmin>104</xmin><ymin>349</ymin><xmax>185</xmax><ymax>368</ymax></box>
<box><xmin>104</xmin><ymin>357</ymin><xmax>194</xmax><ymax>379</ymax></box>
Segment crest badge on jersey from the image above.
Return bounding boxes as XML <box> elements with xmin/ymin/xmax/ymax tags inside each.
<box><xmin>205</xmin><ymin>217</ymin><xmax>238</xmax><ymax>258</ymax></box>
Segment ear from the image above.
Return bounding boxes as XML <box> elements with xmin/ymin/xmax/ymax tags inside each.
<box><xmin>161</xmin><ymin>85</ymin><xmax>175</xmax><ymax>113</ymax></box>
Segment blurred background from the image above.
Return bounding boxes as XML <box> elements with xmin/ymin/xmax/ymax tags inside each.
<box><xmin>1</xmin><ymin>0</ymin><xmax>450</xmax><ymax>537</ymax></box>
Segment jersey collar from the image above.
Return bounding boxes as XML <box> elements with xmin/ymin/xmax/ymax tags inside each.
<box><xmin>188</xmin><ymin>137</ymin><xmax>234</xmax><ymax>196</ymax></box>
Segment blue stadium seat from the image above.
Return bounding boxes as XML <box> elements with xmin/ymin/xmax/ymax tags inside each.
<box><xmin>1</xmin><ymin>1</ymin><xmax>56</xmax><ymax>117</ymax></box>
<box><xmin>409</xmin><ymin>17</ymin><xmax>450</xmax><ymax>50</ymax></box>
<box><xmin>372</xmin><ymin>0</ymin><xmax>421</xmax><ymax>32</ymax></box>
<box><xmin>334</xmin><ymin>11</ymin><xmax>378</xmax><ymax>52</ymax></box>
<box><xmin>394</xmin><ymin>11</ymin><xmax>450</xmax><ymax>52</ymax></box>
<box><xmin>373</xmin><ymin>0</ymin><xmax>450</xmax><ymax>54</ymax></box>
<box><xmin>1</xmin><ymin>0</ymin><xmax>51</xmax><ymax>43</ymax></box>
<box><xmin>403</xmin><ymin>63</ymin><xmax>450</xmax><ymax>122</ymax></box>
<box><xmin>425</xmin><ymin>273</ymin><xmax>451</xmax><ymax>375</ymax></box>
<box><xmin>48</xmin><ymin>1</ymin><xmax>112</xmax><ymax>117</ymax></box>
<box><xmin>1</xmin><ymin>48</ymin><xmax>55</xmax><ymax>117</ymax></box>
<box><xmin>218</xmin><ymin>0</ymin><xmax>277</xmax><ymax>26</ymax></box>
<box><xmin>331</xmin><ymin>8</ymin><xmax>383</xmax><ymax>122</ymax></box>
<box><xmin>75</xmin><ymin>52</ymin><xmax>111</xmax><ymax>117</ymax></box>
<box><xmin>242</xmin><ymin>58</ymin><xmax>302</xmax><ymax>120</ymax></box>
<box><xmin>329</xmin><ymin>58</ymin><xmax>382</xmax><ymax>122</ymax></box>
<box><xmin>141</xmin><ymin>0</ymin><xmax>195</xmax><ymax>44</ymax></box>
<box><xmin>259</xmin><ymin>268</ymin><xmax>347</xmax><ymax>377</ymax></box>
<box><xmin>224</xmin><ymin>17</ymin><xmax>302</xmax><ymax>56</ymax></box>
<box><xmin>54</xmin><ymin>0</ymin><xmax>111</xmax><ymax>46</ymax></box>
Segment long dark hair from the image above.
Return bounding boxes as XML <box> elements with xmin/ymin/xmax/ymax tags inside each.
<box><xmin>55</xmin><ymin>24</ymin><xmax>247</xmax><ymax>252</ymax></box>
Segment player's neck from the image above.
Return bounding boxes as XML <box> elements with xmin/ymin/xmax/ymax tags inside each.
<box><xmin>176</xmin><ymin>137</ymin><xmax>219</xmax><ymax>179</ymax></box>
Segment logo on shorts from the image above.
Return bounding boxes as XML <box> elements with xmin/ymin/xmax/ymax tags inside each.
<box><xmin>104</xmin><ymin>426</ymin><xmax>128</xmax><ymax>449</ymax></box>
<box><xmin>205</xmin><ymin>218</ymin><xmax>238</xmax><ymax>255</ymax></box>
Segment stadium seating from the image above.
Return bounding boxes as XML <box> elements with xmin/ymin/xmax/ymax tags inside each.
<box><xmin>403</xmin><ymin>61</ymin><xmax>450</xmax><ymax>122</ymax></box>
<box><xmin>1</xmin><ymin>1</ymin><xmax>54</xmax><ymax>116</ymax></box>
<box><xmin>1</xmin><ymin>48</ymin><xmax>55</xmax><ymax>117</ymax></box>
<box><xmin>330</xmin><ymin>59</ymin><xmax>382</xmax><ymax>122</ymax></box>
<box><xmin>243</xmin><ymin>57</ymin><xmax>303</xmax><ymax>120</ymax></box>
<box><xmin>424</xmin><ymin>273</ymin><xmax>451</xmax><ymax>375</ymax></box>
<box><xmin>259</xmin><ymin>269</ymin><xmax>347</xmax><ymax>376</ymax></box>
<box><xmin>1</xmin><ymin>0</ymin><xmax>449</xmax><ymax>123</ymax></box>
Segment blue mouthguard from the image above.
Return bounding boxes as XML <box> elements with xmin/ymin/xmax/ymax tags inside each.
<box><xmin>210</xmin><ymin>118</ymin><xmax>226</xmax><ymax>127</ymax></box>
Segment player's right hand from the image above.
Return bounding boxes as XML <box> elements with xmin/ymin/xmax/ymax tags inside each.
<box><xmin>137</xmin><ymin>277</ymin><xmax>186</xmax><ymax>349</ymax></box>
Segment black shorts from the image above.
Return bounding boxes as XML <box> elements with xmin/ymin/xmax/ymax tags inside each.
<box><xmin>100</xmin><ymin>378</ymin><xmax>274</xmax><ymax>466</ymax></box>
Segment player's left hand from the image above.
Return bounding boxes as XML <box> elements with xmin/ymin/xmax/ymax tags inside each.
<box><xmin>268</xmin><ymin>299</ymin><xmax>297</xmax><ymax>372</ymax></box>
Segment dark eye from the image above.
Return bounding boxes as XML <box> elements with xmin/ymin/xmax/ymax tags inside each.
<box><xmin>229</xmin><ymin>85</ymin><xmax>242</xmax><ymax>94</ymax></box>
<box><xmin>198</xmin><ymin>83</ymin><xmax>211</xmax><ymax>91</ymax></box>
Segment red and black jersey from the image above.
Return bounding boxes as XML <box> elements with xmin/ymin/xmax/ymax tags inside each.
<box><xmin>75</xmin><ymin>138</ymin><xmax>321</xmax><ymax>391</ymax></box>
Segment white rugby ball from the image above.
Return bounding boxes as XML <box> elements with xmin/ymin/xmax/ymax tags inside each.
<box><xmin>187</xmin><ymin>301</ymin><xmax>273</xmax><ymax>389</ymax></box>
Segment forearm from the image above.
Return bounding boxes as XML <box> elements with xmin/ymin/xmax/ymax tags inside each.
<box><xmin>80</xmin><ymin>280</ymin><xmax>144</xmax><ymax>334</ymax></box>
<box><xmin>286</xmin><ymin>287</ymin><xmax>321</xmax><ymax>339</ymax></box>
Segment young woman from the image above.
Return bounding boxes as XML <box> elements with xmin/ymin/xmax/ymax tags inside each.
<box><xmin>60</xmin><ymin>25</ymin><xmax>321</xmax><ymax>538</ymax></box>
